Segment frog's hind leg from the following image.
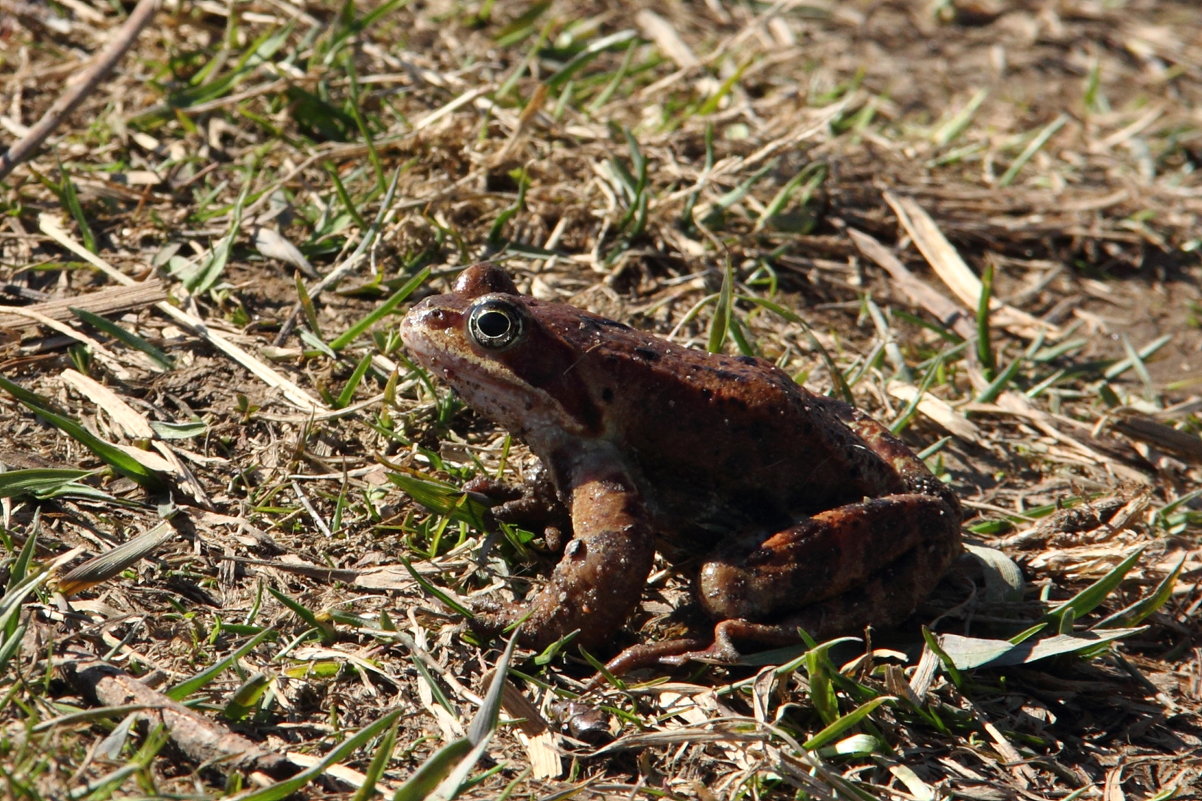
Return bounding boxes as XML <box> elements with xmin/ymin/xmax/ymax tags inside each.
<box><xmin>697</xmin><ymin>493</ymin><xmax>961</xmax><ymax>624</ymax></box>
<box><xmin>600</xmin><ymin>531</ymin><xmax>961</xmax><ymax>678</ymax></box>
<box><xmin>815</xmin><ymin>396</ymin><xmax>963</xmax><ymax>517</ymax></box>
<box><xmin>710</xmin><ymin>528</ymin><xmax>964</xmax><ymax>652</ymax></box>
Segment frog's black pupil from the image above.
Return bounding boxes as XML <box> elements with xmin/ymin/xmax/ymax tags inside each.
<box><xmin>477</xmin><ymin>310</ymin><xmax>510</xmax><ymax>338</ymax></box>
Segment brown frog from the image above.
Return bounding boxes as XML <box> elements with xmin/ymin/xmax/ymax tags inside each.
<box><xmin>400</xmin><ymin>263</ymin><xmax>962</xmax><ymax>671</ymax></box>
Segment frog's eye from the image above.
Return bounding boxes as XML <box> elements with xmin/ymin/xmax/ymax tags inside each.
<box><xmin>467</xmin><ymin>299</ymin><xmax>525</xmax><ymax>350</ymax></box>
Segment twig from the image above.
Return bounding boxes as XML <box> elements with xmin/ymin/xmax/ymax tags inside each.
<box><xmin>0</xmin><ymin>0</ymin><xmax>159</xmax><ymax>181</ymax></box>
<box><xmin>59</xmin><ymin>647</ymin><xmax>299</xmax><ymax>779</ymax></box>
<box><xmin>849</xmin><ymin>227</ymin><xmax>973</xmax><ymax>340</ymax></box>
<box><xmin>0</xmin><ymin>279</ymin><xmax>165</xmax><ymax>330</ymax></box>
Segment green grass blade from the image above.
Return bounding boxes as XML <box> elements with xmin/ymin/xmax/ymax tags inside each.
<box><xmin>166</xmin><ymin>627</ymin><xmax>278</xmax><ymax>702</ymax></box>
<box><xmin>753</xmin><ymin>162</ymin><xmax>826</xmax><ymax>233</ymax></box>
<box><xmin>0</xmin><ymin>571</ymin><xmax>52</xmax><ymax>642</ymax></box>
<box><xmin>188</xmin><ymin>180</ymin><xmax>252</xmax><ymax>294</ymax></box>
<box><xmin>70</xmin><ymin>307</ymin><xmax>175</xmax><ymax>369</ymax></box>
<box><xmin>803</xmin><ymin>641</ymin><xmax>841</xmax><ymax>725</ymax></box>
<box><xmin>922</xmin><ymin>627</ymin><xmax>963</xmax><ymax>688</ymax></box>
<box><xmin>494</xmin><ymin>1</ymin><xmax>549</xmax><ymax>47</ymax></box>
<box><xmin>56</xmin><ymin>164</ymin><xmax>96</xmax><ymax>253</ymax></box>
<box><xmin>938</xmin><ymin>628</ymin><xmax>1146</xmax><ymax>670</ymax></box>
<box><xmin>704</xmin><ymin>162</ymin><xmax>776</xmax><ymax>225</ymax></box>
<box><xmin>266</xmin><ymin>586</ymin><xmax>330</xmax><ymax>641</ymax></box>
<box><xmin>335</xmin><ymin>352</ymin><xmax>375</xmax><ymax>409</ymax></box>
<box><xmin>1104</xmin><ymin>333</ymin><xmax>1170</xmax><ymax>381</ymax></box>
<box><xmin>171</xmin><ymin>24</ymin><xmax>292</xmax><ymax>109</ymax></box>
<box><xmin>328</xmin><ymin>266</ymin><xmax>431</xmax><ymax>351</ymax></box>
<box><xmin>223</xmin><ymin>672</ymin><xmax>270</xmax><ymax>722</ymax></box>
<box><xmin>803</xmin><ymin>696</ymin><xmax>895</xmax><ymax>751</ymax></box>
<box><xmin>697</xmin><ymin>59</ymin><xmax>749</xmax><ymax>116</ymax></box>
<box><xmin>933</xmin><ymin>88</ymin><xmax>988</xmax><ymax>147</ymax></box>
<box><xmin>55</xmin><ymin>519</ymin><xmax>178</xmax><ymax>595</ymax></box>
<box><xmin>1044</xmin><ymin>546</ymin><xmax>1146</xmax><ymax>629</ymax></box>
<box><xmin>0</xmin><ymin>468</ymin><xmax>94</xmax><ymax>499</ymax></box>
<box><xmin>385</xmin><ymin>471</ymin><xmax>492</xmax><ymax>530</ymax></box>
<box><xmin>392</xmin><ymin>635</ymin><xmax>518</xmax><ymax>799</ymax></box>
<box><xmin>545</xmin><ymin>29</ymin><xmax>637</xmax><ymax>89</ymax></box>
<box><xmin>295</xmin><ymin>271</ymin><xmax>323</xmax><ymax>339</ymax></box>
<box><xmin>149</xmin><ymin>420</ymin><xmax>207</xmax><ymax>440</ymax></box>
<box><xmin>975</xmin><ymin>261</ymin><xmax>996</xmax><ymax>380</ymax></box>
<box><xmin>974</xmin><ymin>352</ymin><xmax>1025</xmax><ymax>404</ymax></box>
<box><xmin>467</xmin><ymin>633</ymin><xmax>518</xmax><ymax>745</ymax></box>
<box><xmin>392</xmin><ymin>739</ymin><xmax>473</xmax><ymax>801</ymax></box>
<box><xmin>1094</xmin><ymin>554</ymin><xmax>1184</xmax><ymax>629</ymax></box>
<box><xmin>487</xmin><ymin>170</ymin><xmax>529</xmax><ymax>248</ymax></box>
<box><xmin>230</xmin><ymin>708</ymin><xmax>404</xmax><ymax>801</ymax></box>
<box><xmin>6</xmin><ymin>510</ymin><xmax>39</xmax><ymax>598</ymax></box>
<box><xmin>998</xmin><ymin>113</ymin><xmax>1067</xmax><ymax>187</ymax></box>
<box><xmin>0</xmin><ymin>376</ymin><xmax>166</xmax><ymax>491</ymax></box>
<box><xmin>0</xmin><ymin>621</ymin><xmax>26</xmax><ymax>674</ymax></box>
<box><xmin>398</xmin><ymin>556</ymin><xmax>473</xmax><ymax>620</ymax></box>
<box><xmin>323</xmin><ymin>160</ymin><xmax>369</xmax><ymax>231</ymax></box>
<box><xmin>706</xmin><ymin>262</ymin><xmax>735</xmax><ymax>353</ymax></box>
<box><xmin>352</xmin><ymin>715</ymin><xmax>399</xmax><ymax>801</ymax></box>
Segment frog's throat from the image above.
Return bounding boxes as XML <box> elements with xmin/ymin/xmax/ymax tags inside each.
<box><xmin>410</xmin><ymin>340</ymin><xmax>595</xmax><ymax>442</ymax></box>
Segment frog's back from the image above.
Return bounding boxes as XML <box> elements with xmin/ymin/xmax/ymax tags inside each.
<box><xmin>557</xmin><ymin>315</ymin><xmax>908</xmax><ymax>537</ymax></box>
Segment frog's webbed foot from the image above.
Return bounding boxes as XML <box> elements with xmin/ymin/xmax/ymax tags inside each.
<box><xmin>599</xmin><ymin>619</ymin><xmax>798</xmax><ymax>679</ymax></box>
<box><xmin>601</xmin><ymin>637</ymin><xmax>717</xmax><ymax>677</ymax></box>
<box><xmin>464</xmin><ymin>469</ymin><xmax>569</xmax><ymax>548</ymax></box>
<box><xmin>463</xmin><ymin>597</ymin><xmax>514</xmax><ymax>643</ymax></box>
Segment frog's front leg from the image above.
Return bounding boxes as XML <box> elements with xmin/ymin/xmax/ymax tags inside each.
<box><xmin>475</xmin><ymin>471</ymin><xmax>654</xmax><ymax>652</ymax></box>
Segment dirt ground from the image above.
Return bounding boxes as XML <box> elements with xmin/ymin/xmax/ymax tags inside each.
<box><xmin>1</xmin><ymin>1</ymin><xmax>1200</xmax><ymax>799</ymax></box>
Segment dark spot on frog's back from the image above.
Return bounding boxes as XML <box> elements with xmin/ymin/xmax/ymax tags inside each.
<box><xmin>722</xmin><ymin>395</ymin><xmax>749</xmax><ymax>412</ymax></box>
<box><xmin>714</xmin><ymin>368</ymin><xmax>750</xmax><ymax>384</ymax></box>
<box><xmin>601</xmin><ymin>387</ymin><xmax>614</xmax><ymax>403</ymax></box>
<box><xmin>579</xmin><ymin>316</ymin><xmax>630</xmax><ymax>335</ymax></box>
<box><xmin>634</xmin><ymin>346</ymin><xmax>660</xmax><ymax>362</ymax></box>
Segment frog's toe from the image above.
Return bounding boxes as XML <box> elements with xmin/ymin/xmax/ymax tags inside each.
<box><xmin>465</xmin><ymin>600</ymin><xmax>516</xmax><ymax>642</ymax></box>
<box><xmin>602</xmin><ymin>619</ymin><xmax>809</xmax><ymax>678</ymax></box>
<box><xmin>598</xmin><ymin>637</ymin><xmax>713</xmax><ymax>679</ymax></box>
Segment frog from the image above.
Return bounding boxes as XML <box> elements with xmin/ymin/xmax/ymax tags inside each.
<box><xmin>400</xmin><ymin>262</ymin><xmax>963</xmax><ymax>673</ymax></box>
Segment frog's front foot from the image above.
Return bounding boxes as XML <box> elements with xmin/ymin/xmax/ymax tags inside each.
<box><xmin>464</xmin><ymin>598</ymin><xmax>517</xmax><ymax>642</ymax></box>
<box><xmin>462</xmin><ymin>474</ymin><xmax>656</xmax><ymax>654</ymax></box>
<box><xmin>464</xmin><ymin>472</ymin><xmax>569</xmax><ymax>548</ymax></box>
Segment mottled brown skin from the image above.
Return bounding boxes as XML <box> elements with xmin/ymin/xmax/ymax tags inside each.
<box><xmin>400</xmin><ymin>263</ymin><xmax>963</xmax><ymax>670</ymax></box>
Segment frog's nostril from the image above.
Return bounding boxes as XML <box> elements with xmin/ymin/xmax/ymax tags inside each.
<box><xmin>413</xmin><ymin>308</ymin><xmax>453</xmax><ymax>329</ymax></box>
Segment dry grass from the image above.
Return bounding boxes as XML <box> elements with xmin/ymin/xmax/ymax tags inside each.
<box><xmin>1</xmin><ymin>1</ymin><xmax>1200</xmax><ymax>799</ymax></box>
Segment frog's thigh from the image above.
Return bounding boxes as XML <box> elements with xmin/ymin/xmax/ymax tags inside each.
<box><xmin>715</xmin><ymin>536</ymin><xmax>964</xmax><ymax>651</ymax></box>
<box><xmin>698</xmin><ymin>493</ymin><xmax>960</xmax><ymax>622</ymax></box>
